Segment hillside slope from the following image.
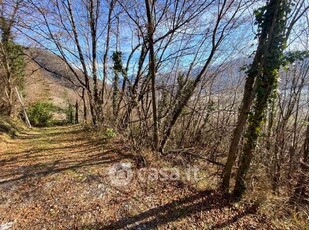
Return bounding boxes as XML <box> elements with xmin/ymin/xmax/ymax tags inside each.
<box><xmin>23</xmin><ymin>49</ymin><xmax>81</xmax><ymax>109</ymax></box>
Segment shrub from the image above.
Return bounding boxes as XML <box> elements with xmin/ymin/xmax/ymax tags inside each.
<box><xmin>105</xmin><ymin>128</ymin><xmax>117</xmax><ymax>138</ymax></box>
<box><xmin>27</xmin><ymin>101</ymin><xmax>55</xmax><ymax>127</ymax></box>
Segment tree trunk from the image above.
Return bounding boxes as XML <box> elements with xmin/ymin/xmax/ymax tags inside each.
<box><xmin>75</xmin><ymin>101</ymin><xmax>79</xmax><ymax>124</ymax></box>
<box><xmin>145</xmin><ymin>0</ymin><xmax>159</xmax><ymax>151</ymax></box>
<box><xmin>221</xmin><ymin>13</ymin><xmax>274</xmax><ymax>192</ymax></box>
<box><xmin>233</xmin><ymin>0</ymin><xmax>288</xmax><ymax>199</ymax></box>
<box><xmin>221</xmin><ymin>69</ymin><xmax>257</xmax><ymax>192</ymax></box>
<box><xmin>15</xmin><ymin>87</ymin><xmax>31</xmax><ymax>128</ymax></box>
<box><xmin>292</xmin><ymin>115</ymin><xmax>309</xmax><ymax>203</ymax></box>
<box><xmin>89</xmin><ymin>0</ymin><xmax>102</xmax><ymax>125</ymax></box>
<box><xmin>82</xmin><ymin>88</ymin><xmax>87</xmax><ymax>123</ymax></box>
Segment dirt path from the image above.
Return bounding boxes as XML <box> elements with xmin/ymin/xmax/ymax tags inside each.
<box><xmin>0</xmin><ymin>126</ymin><xmax>276</xmax><ymax>229</ymax></box>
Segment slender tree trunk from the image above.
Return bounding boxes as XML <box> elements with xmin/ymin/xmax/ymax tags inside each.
<box><xmin>15</xmin><ymin>87</ymin><xmax>31</xmax><ymax>128</ymax></box>
<box><xmin>101</xmin><ymin>0</ymin><xmax>115</xmax><ymax>116</ymax></box>
<box><xmin>292</xmin><ymin>115</ymin><xmax>309</xmax><ymax>203</ymax></box>
<box><xmin>75</xmin><ymin>101</ymin><xmax>79</xmax><ymax>124</ymax></box>
<box><xmin>112</xmin><ymin>69</ymin><xmax>119</xmax><ymax>120</ymax></box>
<box><xmin>67</xmin><ymin>0</ymin><xmax>96</xmax><ymax>125</ymax></box>
<box><xmin>288</xmin><ymin>94</ymin><xmax>301</xmax><ymax>180</ymax></box>
<box><xmin>145</xmin><ymin>0</ymin><xmax>159</xmax><ymax>151</ymax></box>
<box><xmin>221</xmin><ymin>71</ymin><xmax>257</xmax><ymax>192</ymax></box>
<box><xmin>82</xmin><ymin>88</ymin><xmax>87</xmax><ymax>122</ymax></box>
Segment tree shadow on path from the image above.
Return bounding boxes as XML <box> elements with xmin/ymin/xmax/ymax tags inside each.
<box><xmin>0</xmin><ymin>125</ymin><xmax>133</xmax><ymax>185</ymax></box>
<box><xmin>82</xmin><ymin>190</ymin><xmax>258</xmax><ymax>230</ymax></box>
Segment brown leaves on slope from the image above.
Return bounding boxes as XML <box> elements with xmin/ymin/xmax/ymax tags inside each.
<box><xmin>0</xmin><ymin>125</ymin><xmax>276</xmax><ymax>229</ymax></box>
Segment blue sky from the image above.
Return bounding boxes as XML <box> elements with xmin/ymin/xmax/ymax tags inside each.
<box><xmin>14</xmin><ymin>0</ymin><xmax>308</xmax><ymax>84</ymax></box>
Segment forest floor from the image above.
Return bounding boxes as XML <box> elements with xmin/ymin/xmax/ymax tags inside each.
<box><xmin>0</xmin><ymin>125</ymin><xmax>278</xmax><ymax>229</ymax></box>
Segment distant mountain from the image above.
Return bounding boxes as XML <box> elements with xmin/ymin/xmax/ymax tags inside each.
<box><xmin>26</xmin><ymin>48</ymin><xmax>83</xmax><ymax>90</ymax></box>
